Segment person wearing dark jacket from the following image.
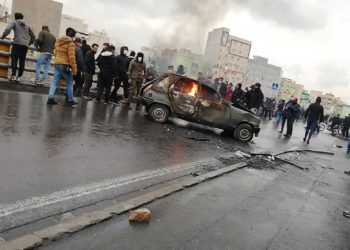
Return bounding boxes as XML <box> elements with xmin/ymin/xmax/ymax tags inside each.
<box><xmin>82</xmin><ymin>43</ymin><xmax>99</xmax><ymax>99</ymax></box>
<box><xmin>126</xmin><ymin>52</ymin><xmax>146</xmax><ymax>110</ymax></box>
<box><xmin>95</xmin><ymin>45</ymin><xmax>117</xmax><ymax>104</ymax></box>
<box><xmin>244</xmin><ymin>83</ymin><xmax>264</xmax><ymax>114</ymax></box>
<box><xmin>72</xmin><ymin>38</ymin><xmax>86</xmax><ymax>95</ymax></box>
<box><xmin>342</xmin><ymin>114</ymin><xmax>350</xmax><ymax>138</ymax></box>
<box><xmin>303</xmin><ymin>96</ymin><xmax>324</xmax><ymax>144</ymax></box>
<box><xmin>34</xmin><ymin>25</ymin><xmax>56</xmax><ymax>85</ymax></box>
<box><xmin>276</xmin><ymin>100</ymin><xmax>285</xmax><ymax>126</ymax></box>
<box><xmin>81</xmin><ymin>40</ymin><xmax>91</xmax><ymax>57</ymax></box>
<box><xmin>279</xmin><ymin>97</ymin><xmax>300</xmax><ymax>137</ymax></box>
<box><xmin>2</xmin><ymin>12</ymin><xmax>35</xmax><ymax>82</ymax></box>
<box><xmin>110</xmin><ymin>46</ymin><xmax>130</xmax><ymax>103</ymax></box>
<box><xmin>231</xmin><ymin>83</ymin><xmax>245</xmax><ymax>104</ymax></box>
<box><xmin>331</xmin><ymin>114</ymin><xmax>341</xmax><ymax>136</ymax></box>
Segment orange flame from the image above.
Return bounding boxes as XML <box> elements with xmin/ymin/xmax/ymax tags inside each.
<box><xmin>188</xmin><ymin>83</ymin><xmax>199</xmax><ymax>97</ymax></box>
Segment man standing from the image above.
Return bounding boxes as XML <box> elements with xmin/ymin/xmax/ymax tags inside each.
<box><xmin>82</xmin><ymin>43</ymin><xmax>99</xmax><ymax>100</ymax></box>
<box><xmin>47</xmin><ymin>28</ymin><xmax>77</xmax><ymax>106</ymax></box>
<box><xmin>110</xmin><ymin>46</ymin><xmax>130</xmax><ymax>103</ymax></box>
<box><xmin>1</xmin><ymin>12</ymin><xmax>35</xmax><ymax>82</ymax></box>
<box><xmin>265</xmin><ymin>98</ymin><xmax>276</xmax><ymax>120</ymax></box>
<box><xmin>303</xmin><ymin>97</ymin><xmax>324</xmax><ymax>144</ymax></box>
<box><xmin>282</xmin><ymin>97</ymin><xmax>300</xmax><ymax>137</ymax></box>
<box><xmin>73</xmin><ymin>37</ymin><xmax>86</xmax><ymax>96</ymax></box>
<box><xmin>342</xmin><ymin>114</ymin><xmax>350</xmax><ymax>138</ymax></box>
<box><xmin>244</xmin><ymin>83</ymin><xmax>264</xmax><ymax>114</ymax></box>
<box><xmin>276</xmin><ymin>100</ymin><xmax>285</xmax><ymax>126</ymax></box>
<box><xmin>126</xmin><ymin>52</ymin><xmax>146</xmax><ymax>110</ymax></box>
<box><xmin>34</xmin><ymin>25</ymin><xmax>56</xmax><ymax>85</ymax></box>
<box><xmin>231</xmin><ymin>83</ymin><xmax>245</xmax><ymax>104</ymax></box>
<box><xmin>81</xmin><ymin>40</ymin><xmax>91</xmax><ymax>57</ymax></box>
<box><xmin>146</xmin><ymin>61</ymin><xmax>159</xmax><ymax>82</ymax></box>
<box><xmin>95</xmin><ymin>45</ymin><xmax>117</xmax><ymax>104</ymax></box>
<box><xmin>331</xmin><ymin>114</ymin><xmax>341</xmax><ymax>136</ymax></box>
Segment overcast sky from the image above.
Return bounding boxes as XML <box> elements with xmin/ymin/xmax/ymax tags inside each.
<box><xmin>8</xmin><ymin>0</ymin><xmax>350</xmax><ymax>103</ymax></box>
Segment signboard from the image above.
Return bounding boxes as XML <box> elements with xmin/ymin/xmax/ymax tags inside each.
<box><xmin>300</xmin><ymin>92</ymin><xmax>310</xmax><ymax>101</ymax></box>
<box><xmin>272</xmin><ymin>83</ymin><xmax>279</xmax><ymax>90</ymax></box>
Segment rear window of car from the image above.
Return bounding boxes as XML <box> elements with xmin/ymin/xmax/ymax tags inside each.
<box><xmin>199</xmin><ymin>85</ymin><xmax>221</xmax><ymax>103</ymax></box>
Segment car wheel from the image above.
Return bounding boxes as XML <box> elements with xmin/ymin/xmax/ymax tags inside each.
<box><xmin>234</xmin><ymin>124</ymin><xmax>254</xmax><ymax>142</ymax></box>
<box><xmin>148</xmin><ymin>103</ymin><xmax>170</xmax><ymax>123</ymax></box>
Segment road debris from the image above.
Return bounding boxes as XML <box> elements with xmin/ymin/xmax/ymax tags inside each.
<box><xmin>343</xmin><ymin>210</ymin><xmax>350</xmax><ymax>218</ymax></box>
<box><xmin>129</xmin><ymin>208</ymin><xmax>152</xmax><ymax>222</ymax></box>
<box><xmin>344</xmin><ymin>171</ymin><xmax>350</xmax><ymax>176</ymax></box>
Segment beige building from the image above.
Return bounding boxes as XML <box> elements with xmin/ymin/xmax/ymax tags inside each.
<box><xmin>278</xmin><ymin>78</ymin><xmax>304</xmax><ymax>102</ymax></box>
<box><xmin>86</xmin><ymin>30</ymin><xmax>110</xmax><ymax>53</ymax></box>
<box><xmin>246</xmin><ymin>56</ymin><xmax>282</xmax><ymax>99</ymax></box>
<box><xmin>161</xmin><ymin>48</ymin><xmax>204</xmax><ymax>79</ymax></box>
<box><xmin>12</xmin><ymin>0</ymin><xmax>63</xmax><ymax>37</ymax></box>
<box><xmin>204</xmin><ymin>27</ymin><xmax>252</xmax><ymax>85</ymax></box>
<box><xmin>309</xmin><ymin>90</ymin><xmax>323</xmax><ymax>104</ymax></box>
<box><xmin>59</xmin><ymin>14</ymin><xmax>88</xmax><ymax>37</ymax></box>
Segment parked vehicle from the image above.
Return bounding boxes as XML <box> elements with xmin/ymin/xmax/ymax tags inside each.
<box><xmin>139</xmin><ymin>74</ymin><xmax>261</xmax><ymax>142</ymax></box>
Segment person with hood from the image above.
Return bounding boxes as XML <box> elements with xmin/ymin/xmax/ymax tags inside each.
<box><xmin>303</xmin><ymin>96</ymin><xmax>324</xmax><ymax>144</ymax></box>
<box><xmin>231</xmin><ymin>83</ymin><xmax>245</xmax><ymax>104</ymax></box>
<box><xmin>280</xmin><ymin>97</ymin><xmax>300</xmax><ymax>137</ymax></box>
<box><xmin>47</xmin><ymin>27</ymin><xmax>77</xmax><ymax>106</ymax></box>
<box><xmin>95</xmin><ymin>45</ymin><xmax>117</xmax><ymax>104</ymax></box>
<box><xmin>72</xmin><ymin>37</ymin><xmax>86</xmax><ymax>96</ymax></box>
<box><xmin>176</xmin><ymin>65</ymin><xmax>186</xmax><ymax>76</ymax></box>
<box><xmin>34</xmin><ymin>25</ymin><xmax>56</xmax><ymax>85</ymax></box>
<box><xmin>81</xmin><ymin>43</ymin><xmax>99</xmax><ymax>100</ymax></box>
<box><xmin>126</xmin><ymin>52</ymin><xmax>146</xmax><ymax>110</ymax></box>
<box><xmin>1</xmin><ymin>12</ymin><xmax>35</xmax><ymax>82</ymax></box>
<box><xmin>110</xmin><ymin>46</ymin><xmax>130</xmax><ymax>103</ymax></box>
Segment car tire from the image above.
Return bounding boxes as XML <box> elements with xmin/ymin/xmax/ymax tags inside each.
<box><xmin>148</xmin><ymin>103</ymin><xmax>170</xmax><ymax>123</ymax></box>
<box><xmin>234</xmin><ymin>124</ymin><xmax>254</xmax><ymax>142</ymax></box>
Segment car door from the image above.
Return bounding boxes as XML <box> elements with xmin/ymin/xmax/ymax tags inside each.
<box><xmin>169</xmin><ymin>78</ymin><xmax>199</xmax><ymax>119</ymax></box>
<box><xmin>197</xmin><ymin>84</ymin><xmax>231</xmax><ymax>127</ymax></box>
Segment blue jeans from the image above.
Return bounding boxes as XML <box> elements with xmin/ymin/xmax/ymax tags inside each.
<box><xmin>35</xmin><ymin>53</ymin><xmax>52</xmax><ymax>80</ymax></box>
<box><xmin>304</xmin><ymin>120</ymin><xmax>318</xmax><ymax>141</ymax></box>
<box><xmin>276</xmin><ymin>111</ymin><xmax>283</xmax><ymax>124</ymax></box>
<box><xmin>48</xmin><ymin>64</ymin><xmax>74</xmax><ymax>101</ymax></box>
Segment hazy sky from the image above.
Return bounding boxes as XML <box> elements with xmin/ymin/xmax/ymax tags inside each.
<box><xmin>8</xmin><ymin>0</ymin><xmax>350</xmax><ymax>103</ymax></box>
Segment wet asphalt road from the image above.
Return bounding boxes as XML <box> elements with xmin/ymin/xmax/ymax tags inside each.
<box><xmin>0</xmin><ymin>90</ymin><xmax>346</xmax><ymax>222</ymax></box>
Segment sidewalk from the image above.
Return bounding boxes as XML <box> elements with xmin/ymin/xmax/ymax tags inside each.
<box><xmin>40</xmin><ymin>152</ymin><xmax>350</xmax><ymax>250</ymax></box>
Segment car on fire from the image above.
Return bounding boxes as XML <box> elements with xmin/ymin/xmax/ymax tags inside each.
<box><xmin>139</xmin><ymin>74</ymin><xmax>261</xmax><ymax>142</ymax></box>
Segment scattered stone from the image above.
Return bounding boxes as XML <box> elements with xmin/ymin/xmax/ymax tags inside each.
<box><xmin>344</xmin><ymin>171</ymin><xmax>350</xmax><ymax>176</ymax></box>
<box><xmin>343</xmin><ymin>210</ymin><xmax>350</xmax><ymax>218</ymax></box>
<box><xmin>129</xmin><ymin>208</ymin><xmax>152</xmax><ymax>222</ymax></box>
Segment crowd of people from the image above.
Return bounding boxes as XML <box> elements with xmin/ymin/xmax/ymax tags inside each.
<box><xmin>2</xmin><ymin>13</ymin><xmax>350</xmax><ymax>152</ymax></box>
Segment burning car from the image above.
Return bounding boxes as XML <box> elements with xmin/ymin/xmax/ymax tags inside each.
<box><xmin>139</xmin><ymin>74</ymin><xmax>261</xmax><ymax>142</ymax></box>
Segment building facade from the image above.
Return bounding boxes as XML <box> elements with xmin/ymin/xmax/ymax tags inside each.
<box><xmin>278</xmin><ymin>78</ymin><xmax>304</xmax><ymax>102</ymax></box>
<box><xmin>161</xmin><ymin>48</ymin><xmax>204</xmax><ymax>79</ymax></box>
<box><xmin>204</xmin><ymin>27</ymin><xmax>252</xmax><ymax>85</ymax></box>
<box><xmin>12</xmin><ymin>0</ymin><xmax>63</xmax><ymax>37</ymax></box>
<box><xmin>340</xmin><ymin>104</ymin><xmax>350</xmax><ymax>118</ymax></box>
<box><xmin>246</xmin><ymin>56</ymin><xmax>282</xmax><ymax>99</ymax></box>
<box><xmin>59</xmin><ymin>14</ymin><xmax>88</xmax><ymax>37</ymax></box>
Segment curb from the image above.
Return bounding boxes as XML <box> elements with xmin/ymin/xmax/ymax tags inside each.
<box><xmin>0</xmin><ymin>162</ymin><xmax>247</xmax><ymax>250</ymax></box>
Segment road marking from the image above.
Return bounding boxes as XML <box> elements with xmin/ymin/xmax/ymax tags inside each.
<box><xmin>0</xmin><ymin>161</ymin><xmax>210</xmax><ymax>219</ymax></box>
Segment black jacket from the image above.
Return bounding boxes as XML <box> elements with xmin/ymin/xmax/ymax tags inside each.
<box><xmin>244</xmin><ymin>89</ymin><xmax>264</xmax><ymax>109</ymax></box>
<box><xmin>283</xmin><ymin>101</ymin><xmax>300</xmax><ymax>119</ymax></box>
<box><xmin>218</xmin><ymin>83</ymin><xmax>227</xmax><ymax>97</ymax></box>
<box><xmin>343</xmin><ymin>116</ymin><xmax>350</xmax><ymax>128</ymax></box>
<box><xmin>231</xmin><ymin>88</ymin><xmax>244</xmax><ymax>103</ymax></box>
<box><xmin>97</xmin><ymin>51</ymin><xmax>117</xmax><ymax>77</ymax></box>
<box><xmin>35</xmin><ymin>30</ymin><xmax>56</xmax><ymax>54</ymax></box>
<box><xmin>304</xmin><ymin>103</ymin><xmax>324</xmax><ymax>122</ymax></box>
<box><xmin>75</xmin><ymin>46</ymin><xmax>86</xmax><ymax>72</ymax></box>
<box><xmin>116</xmin><ymin>46</ymin><xmax>130</xmax><ymax>76</ymax></box>
<box><xmin>84</xmin><ymin>50</ymin><xmax>96</xmax><ymax>75</ymax></box>
<box><xmin>81</xmin><ymin>44</ymin><xmax>91</xmax><ymax>57</ymax></box>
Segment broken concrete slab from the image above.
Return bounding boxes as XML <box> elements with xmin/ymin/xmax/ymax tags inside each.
<box><xmin>62</xmin><ymin>211</ymin><xmax>112</xmax><ymax>233</ymax></box>
<box><xmin>34</xmin><ymin>224</ymin><xmax>68</xmax><ymax>241</ymax></box>
<box><xmin>5</xmin><ymin>234</ymin><xmax>43</xmax><ymax>250</ymax></box>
